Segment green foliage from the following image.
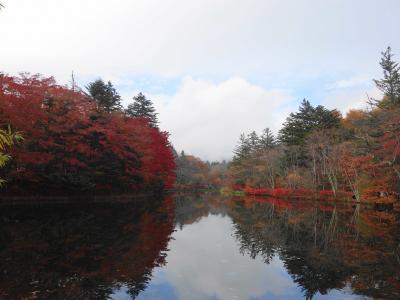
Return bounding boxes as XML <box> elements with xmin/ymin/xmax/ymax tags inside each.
<box><xmin>373</xmin><ymin>47</ymin><xmax>400</xmax><ymax>106</ymax></box>
<box><xmin>229</xmin><ymin>49</ymin><xmax>400</xmax><ymax>194</ymax></box>
<box><xmin>259</xmin><ymin>128</ymin><xmax>275</xmax><ymax>149</ymax></box>
<box><xmin>231</xmin><ymin>129</ymin><xmax>282</xmax><ymax>187</ymax></box>
<box><xmin>125</xmin><ymin>92</ymin><xmax>159</xmax><ymax>128</ymax></box>
<box><xmin>0</xmin><ymin>126</ymin><xmax>23</xmax><ymax>187</ymax></box>
<box><xmin>278</xmin><ymin>99</ymin><xmax>341</xmax><ymax>146</ymax></box>
<box><xmin>86</xmin><ymin>79</ymin><xmax>122</xmax><ymax>112</ymax></box>
<box><xmin>233</xmin><ymin>129</ymin><xmax>274</xmax><ymax>163</ymax></box>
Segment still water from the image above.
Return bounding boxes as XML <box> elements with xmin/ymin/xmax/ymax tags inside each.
<box><xmin>0</xmin><ymin>193</ymin><xmax>399</xmax><ymax>299</ymax></box>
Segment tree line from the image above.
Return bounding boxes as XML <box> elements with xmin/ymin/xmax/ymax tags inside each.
<box><xmin>229</xmin><ymin>47</ymin><xmax>400</xmax><ymax>202</ymax></box>
<box><xmin>174</xmin><ymin>151</ymin><xmax>228</xmax><ymax>189</ymax></box>
<box><xmin>0</xmin><ymin>74</ymin><xmax>175</xmax><ymax>194</ymax></box>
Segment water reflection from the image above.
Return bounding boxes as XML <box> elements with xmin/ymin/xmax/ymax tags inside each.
<box><xmin>0</xmin><ymin>198</ymin><xmax>174</xmax><ymax>299</ymax></box>
<box><xmin>0</xmin><ymin>194</ymin><xmax>399</xmax><ymax>299</ymax></box>
<box><xmin>228</xmin><ymin>197</ymin><xmax>400</xmax><ymax>299</ymax></box>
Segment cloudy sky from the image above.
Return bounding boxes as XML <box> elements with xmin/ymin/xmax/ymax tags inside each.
<box><xmin>1</xmin><ymin>0</ymin><xmax>399</xmax><ymax>161</ymax></box>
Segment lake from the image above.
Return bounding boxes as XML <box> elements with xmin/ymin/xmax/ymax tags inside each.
<box><xmin>0</xmin><ymin>193</ymin><xmax>399</xmax><ymax>299</ymax></box>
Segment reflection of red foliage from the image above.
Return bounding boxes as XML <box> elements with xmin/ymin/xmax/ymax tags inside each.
<box><xmin>0</xmin><ymin>74</ymin><xmax>175</xmax><ymax>191</ymax></box>
<box><xmin>240</xmin><ymin>187</ymin><xmax>353</xmax><ymax>201</ymax></box>
<box><xmin>319</xmin><ymin>190</ymin><xmax>352</xmax><ymax>199</ymax></box>
<box><xmin>244</xmin><ymin>187</ymin><xmax>311</xmax><ymax>198</ymax></box>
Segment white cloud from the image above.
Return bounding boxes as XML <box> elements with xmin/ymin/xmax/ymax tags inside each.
<box><xmin>152</xmin><ymin>77</ymin><xmax>292</xmax><ymax>161</ymax></box>
<box><xmin>326</xmin><ymin>75</ymin><xmax>370</xmax><ymax>90</ymax></box>
<box><xmin>0</xmin><ymin>0</ymin><xmax>398</xmax><ymax>160</ymax></box>
<box><xmin>140</xmin><ymin>215</ymin><xmax>295</xmax><ymax>300</ymax></box>
<box><xmin>322</xmin><ymin>86</ymin><xmax>381</xmax><ymax>115</ymax></box>
<box><xmin>0</xmin><ymin>0</ymin><xmax>399</xmax><ymax>82</ymax></box>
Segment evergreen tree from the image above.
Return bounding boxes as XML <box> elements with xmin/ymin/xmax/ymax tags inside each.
<box><xmin>86</xmin><ymin>79</ymin><xmax>122</xmax><ymax>112</ymax></box>
<box><xmin>232</xmin><ymin>133</ymin><xmax>252</xmax><ymax>163</ymax></box>
<box><xmin>259</xmin><ymin>128</ymin><xmax>275</xmax><ymax>149</ymax></box>
<box><xmin>125</xmin><ymin>92</ymin><xmax>159</xmax><ymax>128</ymax></box>
<box><xmin>373</xmin><ymin>47</ymin><xmax>400</xmax><ymax>106</ymax></box>
<box><xmin>248</xmin><ymin>131</ymin><xmax>260</xmax><ymax>150</ymax></box>
<box><xmin>278</xmin><ymin>99</ymin><xmax>341</xmax><ymax>146</ymax></box>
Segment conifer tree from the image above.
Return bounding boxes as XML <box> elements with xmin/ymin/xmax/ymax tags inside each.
<box><xmin>278</xmin><ymin>99</ymin><xmax>341</xmax><ymax>146</ymax></box>
<box><xmin>373</xmin><ymin>47</ymin><xmax>400</xmax><ymax>105</ymax></box>
<box><xmin>259</xmin><ymin>128</ymin><xmax>275</xmax><ymax>149</ymax></box>
<box><xmin>125</xmin><ymin>92</ymin><xmax>159</xmax><ymax>128</ymax></box>
<box><xmin>232</xmin><ymin>133</ymin><xmax>251</xmax><ymax>163</ymax></box>
<box><xmin>248</xmin><ymin>131</ymin><xmax>260</xmax><ymax>150</ymax></box>
<box><xmin>87</xmin><ymin>79</ymin><xmax>122</xmax><ymax>112</ymax></box>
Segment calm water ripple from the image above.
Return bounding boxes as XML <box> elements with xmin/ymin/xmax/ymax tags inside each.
<box><xmin>0</xmin><ymin>193</ymin><xmax>399</xmax><ymax>299</ymax></box>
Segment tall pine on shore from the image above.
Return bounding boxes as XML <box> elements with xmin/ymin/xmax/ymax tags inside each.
<box><xmin>373</xmin><ymin>47</ymin><xmax>400</xmax><ymax>106</ymax></box>
<box><xmin>86</xmin><ymin>79</ymin><xmax>122</xmax><ymax>112</ymax></box>
<box><xmin>125</xmin><ymin>92</ymin><xmax>159</xmax><ymax>128</ymax></box>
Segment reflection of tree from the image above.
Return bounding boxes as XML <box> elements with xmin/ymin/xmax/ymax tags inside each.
<box><xmin>228</xmin><ymin>197</ymin><xmax>400</xmax><ymax>299</ymax></box>
<box><xmin>0</xmin><ymin>198</ymin><xmax>174</xmax><ymax>299</ymax></box>
<box><xmin>231</xmin><ymin>200</ymin><xmax>278</xmax><ymax>264</ymax></box>
<box><xmin>173</xmin><ymin>192</ymin><xmax>228</xmax><ymax>229</ymax></box>
<box><xmin>346</xmin><ymin>209</ymin><xmax>400</xmax><ymax>298</ymax></box>
<box><xmin>2</xmin><ymin>194</ymin><xmax>398</xmax><ymax>299</ymax></box>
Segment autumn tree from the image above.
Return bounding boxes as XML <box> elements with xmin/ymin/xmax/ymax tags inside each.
<box><xmin>306</xmin><ymin>129</ymin><xmax>341</xmax><ymax>194</ymax></box>
<box><xmin>227</xmin><ymin>46</ymin><xmax>400</xmax><ymax>201</ymax></box>
<box><xmin>86</xmin><ymin>79</ymin><xmax>122</xmax><ymax>112</ymax></box>
<box><xmin>125</xmin><ymin>92</ymin><xmax>159</xmax><ymax>128</ymax></box>
<box><xmin>253</xmin><ymin>146</ymin><xmax>282</xmax><ymax>188</ymax></box>
<box><xmin>175</xmin><ymin>152</ymin><xmax>210</xmax><ymax>188</ymax></box>
<box><xmin>230</xmin><ymin>130</ymin><xmax>281</xmax><ymax>187</ymax></box>
<box><xmin>0</xmin><ymin>74</ymin><xmax>175</xmax><ymax>193</ymax></box>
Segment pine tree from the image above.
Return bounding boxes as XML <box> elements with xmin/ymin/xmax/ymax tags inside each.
<box><xmin>248</xmin><ymin>131</ymin><xmax>260</xmax><ymax>150</ymax></box>
<box><xmin>278</xmin><ymin>99</ymin><xmax>341</xmax><ymax>146</ymax></box>
<box><xmin>259</xmin><ymin>128</ymin><xmax>275</xmax><ymax>149</ymax></box>
<box><xmin>125</xmin><ymin>92</ymin><xmax>159</xmax><ymax>128</ymax></box>
<box><xmin>232</xmin><ymin>133</ymin><xmax>251</xmax><ymax>163</ymax></box>
<box><xmin>86</xmin><ymin>79</ymin><xmax>122</xmax><ymax>112</ymax></box>
<box><xmin>373</xmin><ymin>47</ymin><xmax>400</xmax><ymax>106</ymax></box>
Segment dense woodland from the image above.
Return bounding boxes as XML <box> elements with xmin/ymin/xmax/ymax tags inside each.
<box><xmin>0</xmin><ymin>47</ymin><xmax>399</xmax><ymax>201</ymax></box>
<box><xmin>227</xmin><ymin>47</ymin><xmax>400</xmax><ymax>203</ymax></box>
<box><xmin>175</xmin><ymin>151</ymin><xmax>228</xmax><ymax>189</ymax></box>
<box><xmin>0</xmin><ymin>75</ymin><xmax>175</xmax><ymax>194</ymax></box>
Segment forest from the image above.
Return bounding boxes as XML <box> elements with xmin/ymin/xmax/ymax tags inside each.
<box><xmin>219</xmin><ymin>47</ymin><xmax>400</xmax><ymax>204</ymax></box>
<box><xmin>172</xmin><ymin>47</ymin><xmax>400</xmax><ymax>205</ymax></box>
<box><xmin>0</xmin><ymin>47</ymin><xmax>399</xmax><ymax>202</ymax></box>
<box><xmin>0</xmin><ymin>75</ymin><xmax>175</xmax><ymax>194</ymax></box>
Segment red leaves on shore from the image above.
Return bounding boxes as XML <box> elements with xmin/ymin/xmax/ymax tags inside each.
<box><xmin>0</xmin><ymin>73</ymin><xmax>175</xmax><ymax>192</ymax></box>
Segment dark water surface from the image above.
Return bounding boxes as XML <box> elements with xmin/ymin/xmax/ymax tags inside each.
<box><xmin>0</xmin><ymin>194</ymin><xmax>399</xmax><ymax>299</ymax></box>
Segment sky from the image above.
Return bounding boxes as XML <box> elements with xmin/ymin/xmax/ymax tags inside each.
<box><xmin>1</xmin><ymin>0</ymin><xmax>399</xmax><ymax>161</ymax></box>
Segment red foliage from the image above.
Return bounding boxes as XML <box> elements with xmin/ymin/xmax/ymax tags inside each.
<box><xmin>243</xmin><ymin>187</ymin><xmax>313</xmax><ymax>198</ymax></box>
<box><xmin>0</xmin><ymin>73</ymin><xmax>175</xmax><ymax>192</ymax></box>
